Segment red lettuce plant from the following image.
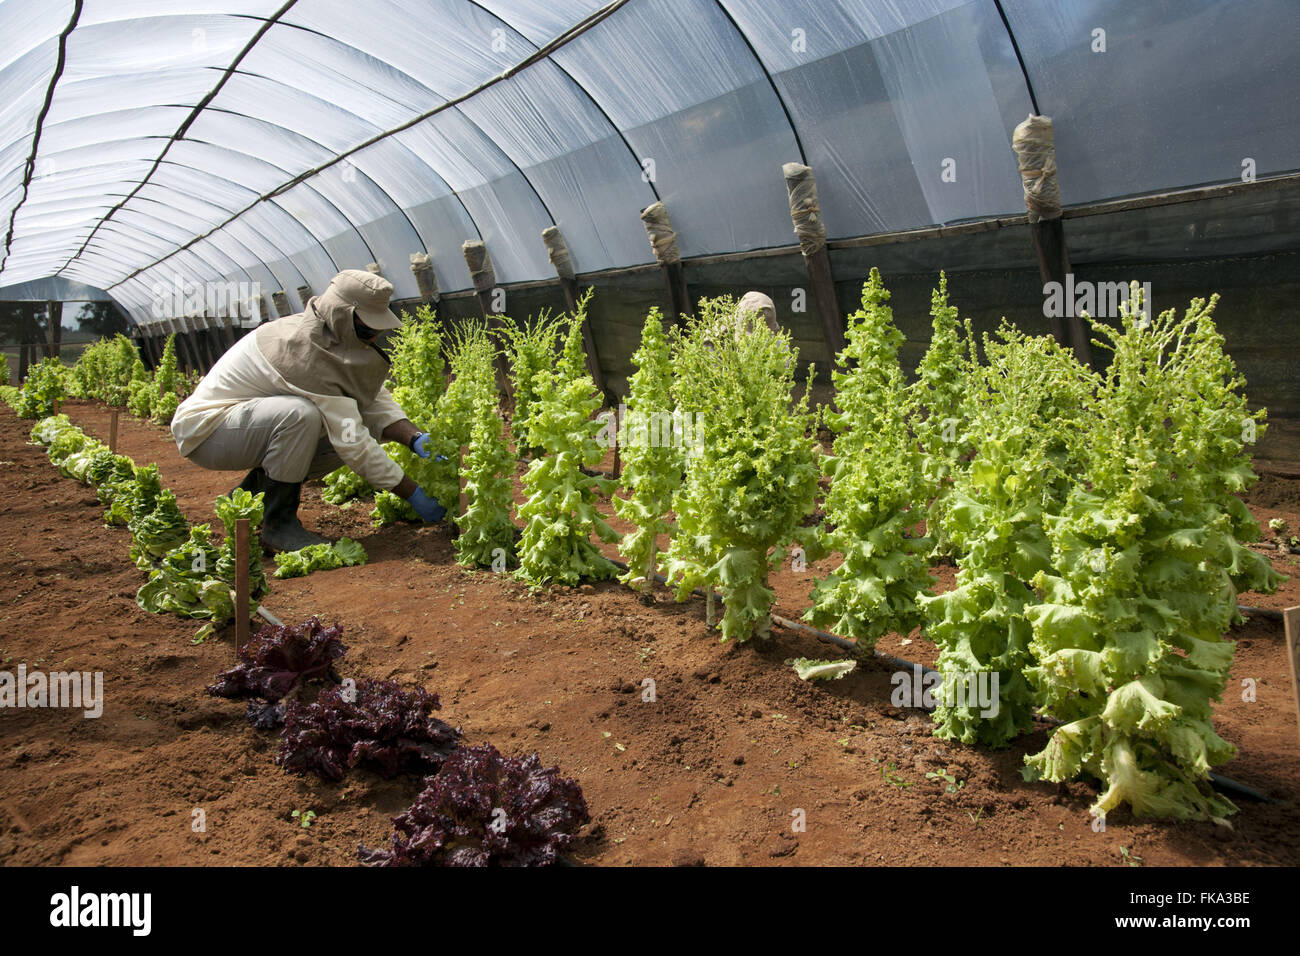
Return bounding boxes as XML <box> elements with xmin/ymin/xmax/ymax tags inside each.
<box><xmin>358</xmin><ymin>743</ymin><xmax>589</xmax><ymax>867</ymax></box>
<box><xmin>277</xmin><ymin>679</ymin><xmax>460</xmax><ymax>781</ymax></box>
<box><xmin>205</xmin><ymin>617</ymin><xmax>347</xmax><ymax>727</ymax></box>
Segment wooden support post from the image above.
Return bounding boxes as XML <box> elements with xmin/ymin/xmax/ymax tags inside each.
<box><xmin>109</xmin><ymin>409</ymin><xmax>119</xmax><ymax>453</ymax></box>
<box><xmin>47</xmin><ymin>300</ymin><xmax>61</xmax><ymax>359</ymax></box>
<box><xmin>611</xmin><ymin>405</ymin><xmax>621</xmax><ymax>480</ymax></box>
<box><xmin>19</xmin><ymin>303</ymin><xmax>40</xmax><ymax>378</ymax></box>
<box><xmin>135</xmin><ymin>331</ymin><xmax>156</xmax><ymax>368</ymax></box>
<box><xmin>410</xmin><ymin>252</ymin><xmax>439</xmax><ymax>303</ymax></box>
<box><xmin>199</xmin><ymin>319</ymin><xmax>221</xmax><ymax>368</ymax></box>
<box><xmin>639</xmin><ymin>203</ymin><xmax>691</xmax><ymax>325</ymax></box>
<box><xmin>541</xmin><ymin>226</ymin><xmax>606</xmax><ymax>397</ymax></box>
<box><xmin>1030</xmin><ymin>218</ymin><xmax>1068</xmax><ymax>345</ymax></box>
<box><xmin>665</xmin><ymin>261</ymin><xmax>690</xmax><ymax>324</ymax></box>
<box><xmin>176</xmin><ymin>320</ymin><xmax>202</xmax><ymax>375</ymax></box>
<box><xmin>1284</xmin><ymin>607</ymin><xmax>1300</xmax><ymax>747</ymax></box>
<box><xmin>186</xmin><ymin>330</ymin><xmax>203</xmax><ymax>374</ymax></box>
<box><xmin>164</xmin><ymin>320</ymin><xmax>186</xmax><ymax>373</ymax></box>
<box><xmin>219</xmin><ymin>315</ymin><xmax>237</xmax><ymax>350</ymax></box>
<box><xmin>1012</xmin><ymin>114</ymin><xmax>1092</xmax><ymax>366</ymax></box>
<box><xmin>177</xmin><ymin>331</ymin><xmax>197</xmax><ymax>374</ymax></box>
<box><xmin>783</xmin><ymin>163</ymin><xmax>846</xmax><ymax>358</ymax></box>
<box><xmin>234</xmin><ymin>518</ymin><xmax>250</xmax><ymax>654</ymax></box>
<box><xmin>188</xmin><ymin>319</ymin><xmax>208</xmax><ymax>371</ymax></box>
<box><xmin>271</xmin><ymin>290</ymin><xmax>292</xmax><ymax>318</ymax></box>
<box><xmin>243</xmin><ymin>295</ymin><xmax>264</xmax><ymax>329</ymax></box>
<box><xmin>52</xmin><ymin>398</ymin><xmax>61</xmax><ymax>415</ymax></box>
<box><xmin>461</xmin><ymin>239</ymin><xmax>514</xmax><ymax>396</ymax></box>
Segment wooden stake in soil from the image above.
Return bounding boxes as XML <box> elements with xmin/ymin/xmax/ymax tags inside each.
<box><xmin>109</xmin><ymin>409</ymin><xmax>119</xmax><ymax>453</ymax></box>
<box><xmin>52</xmin><ymin>398</ymin><xmax>61</xmax><ymax>416</ymax></box>
<box><xmin>782</xmin><ymin>163</ymin><xmax>846</xmax><ymax>357</ymax></box>
<box><xmin>1283</xmin><ymin>606</ymin><xmax>1300</xmax><ymax>746</ymax></box>
<box><xmin>234</xmin><ymin>518</ymin><xmax>250</xmax><ymax>655</ymax></box>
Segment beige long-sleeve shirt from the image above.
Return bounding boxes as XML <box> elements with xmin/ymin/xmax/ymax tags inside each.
<box><xmin>171</xmin><ymin>331</ymin><xmax>406</xmax><ymax>490</ymax></box>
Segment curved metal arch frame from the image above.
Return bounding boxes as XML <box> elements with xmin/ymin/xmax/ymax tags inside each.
<box><xmin>52</xmin><ymin>0</ymin><xmax>301</xmax><ymax>277</ymax></box>
<box><xmin>5</xmin><ymin>0</ymin><xmax>1054</xmax><ymax>309</ymax></box>
<box><xmin>126</xmin><ymin>188</ymin><xmax>309</xmax><ymax>299</ymax></box>
<box><xmin>53</xmin><ymin>9</ymin><xmax>533</xmax><ymax>288</ymax></box>
<box><xmin>249</xmin><ymin>17</ymin><xmax>562</xmax><ymax>237</ymax></box>
<box><xmin>0</xmin><ymin>0</ymin><xmax>82</xmax><ymax>277</ymax></box>
<box><xmin>116</xmin><ymin>0</ymin><xmax>812</xmax><ymax>288</ymax></box>
<box><xmin>127</xmin><ymin>173</ymin><xmax>317</xmax><ymax>301</ymax></box>
<box><xmin>129</xmin><ymin>181</ymin><xmax>271</xmax><ymax>249</ymax></box>
<box><xmin>88</xmin><ymin>135</ymin><xmax>360</xmax><ymax>282</ymax></box>
<box><xmin>162</xmin><ymin>106</ymin><xmax>492</xmax><ymax>285</ymax></box>
<box><xmin>711</xmin><ymin>0</ymin><xmax>807</xmax><ymax>166</ymax></box>
<box><xmin>98</xmin><ymin>4</ymin><xmax>647</xmax><ymax>290</ymax></box>
<box><xmin>53</xmin><ymin>145</ymin><xmax>357</xmax><ymax>285</ymax></box>
<box><xmin>148</xmin><ymin>151</ymin><xmax>342</xmax><ymax>264</ymax></box>
<box><xmin>463</xmin><ymin>0</ymin><xmax>663</xmax><ymax>208</ymax></box>
<box><xmin>190</xmin><ymin>93</ymin><xmax>460</xmax><ymax>267</ymax></box>
<box><xmin>97</xmin><ymin>214</ymin><xmax>262</xmax><ymax>293</ymax></box>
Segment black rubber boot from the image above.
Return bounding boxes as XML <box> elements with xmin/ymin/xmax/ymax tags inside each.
<box><xmin>230</xmin><ymin>467</ymin><xmax>267</xmax><ymax>497</ymax></box>
<box><xmin>261</xmin><ymin>478</ymin><xmax>330</xmax><ymax>554</ymax></box>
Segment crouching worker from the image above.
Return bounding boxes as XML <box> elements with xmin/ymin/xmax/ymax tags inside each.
<box><xmin>171</xmin><ymin>269</ymin><xmax>446</xmax><ymax>552</ymax></box>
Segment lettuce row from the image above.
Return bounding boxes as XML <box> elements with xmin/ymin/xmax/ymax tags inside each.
<box><xmin>807</xmin><ymin>270</ymin><xmax>934</xmax><ymax>654</ymax></box>
<box><xmin>516</xmin><ymin>301</ymin><xmax>619</xmax><ymax>587</ymax></box>
<box><xmin>28</xmin><ymin>416</ymin><xmax>258</xmax><ymax>640</ymax></box>
<box><xmin>372</xmin><ymin>314</ymin><xmax>481</xmax><ymax>527</ymax></box>
<box><xmin>13</xmin><ymin>357</ymin><xmax>68</xmax><ymax>419</ymax></box>
<box><xmin>907</xmin><ymin>272</ymin><xmax>979</xmax><ymax>560</ymax></box>
<box><xmin>502</xmin><ymin>309</ymin><xmax>570</xmax><ymax>456</ymax></box>
<box><xmin>1021</xmin><ymin>289</ymin><xmax>1282</xmax><ymax>821</ymax></box>
<box><xmin>613</xmin><ymin>307</ymin><xmax>681</xmax><ymax>594</ymax></box>
<box><xmin>663</xmin><ymin>296</ymin><xmax>820</xmax><ymax>641</ymax></box>
<box><xmin>454</xmin><ymin>354</ymin><xmax>519</xmax><ymax>569</ymax></box>
<box><xmin>151</xmin><ymin>336</ymin><xmax>181</xmax><ymax>425</ymax></box>
<box><xmin>919</xmin><ymin>325</ymin><xmax>1098</xmax><ymax>747</ymax></box>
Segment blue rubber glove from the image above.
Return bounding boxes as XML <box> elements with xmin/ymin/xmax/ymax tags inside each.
<box><xmin>410</xmin><ymin>432</ymin><xmax>432</xmax><ymax>459</ymax></box>
<box><xmin>405</xmin><ymin>487</ymin><xmax>446</xmax><ymax>523</ymax></box>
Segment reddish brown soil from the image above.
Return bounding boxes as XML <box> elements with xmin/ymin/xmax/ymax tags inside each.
<box><xmin>2</xmin><ymin>399</ymin><xmax>1298</xmax><ymax>867</ymax></box>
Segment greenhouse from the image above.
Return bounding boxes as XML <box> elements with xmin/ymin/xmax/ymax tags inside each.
<box><xmin>0</xmin><ymin>0</ymin><xmax>1298</xmax><ymax>893</ymax></box>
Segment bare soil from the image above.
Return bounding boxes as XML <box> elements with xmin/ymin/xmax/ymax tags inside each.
<box><xmin>1</xmin><ymin>399</ymin><xmax>1298</xmax><ymax>867</ymax></box>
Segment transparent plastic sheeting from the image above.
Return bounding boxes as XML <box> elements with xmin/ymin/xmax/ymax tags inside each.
<box><xmin>1</xmin><ymin>0</ymin><xmax>1297</xmax><ymax>326</ymax></box>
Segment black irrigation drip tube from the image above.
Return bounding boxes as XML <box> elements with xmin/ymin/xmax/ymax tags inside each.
<box><xmin>603</xmin><ymin>558</ymin><xmax>1275</xmax><ymax>804</ymax></box>
<box><xmin>1250</xmin><ymin>541</ymin><xmax>1300</xmax><ymax>556</ymax></box>
<box><xmin>1238</xmin><ymin>604</ymin><xmax>1283</xmax><ymax>622</ymax></box>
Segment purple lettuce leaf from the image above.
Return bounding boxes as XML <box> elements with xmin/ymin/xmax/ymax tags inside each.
<box><xmin>205</xmin><ymin>617</ymin><xmax>347</xmax><ymax>722</ymax></box>
<box><xmin>246</xmin><ymin>700</ymin><xmax>286</xmax><ymax>730</ymax></box>
<box><xmin>276</xmin><ymin>679</ymin><xmax>460</xmax><ymax>781</ymax></box>
<box><xmin>358</xmin><ymin>743</ymin><xmax>589</xmax><ymax>867</ymax></box>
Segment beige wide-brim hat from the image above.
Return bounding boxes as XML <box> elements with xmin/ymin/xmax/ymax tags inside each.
<box><xmin>320</xmin><ymin>268</ymin><xmax>401</xmax><ymax>330</ymax></box>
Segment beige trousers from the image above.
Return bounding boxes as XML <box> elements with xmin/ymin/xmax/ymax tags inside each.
<box><xmin>185</xmin><ymin>395</ymin><xmax>343</xmax><ymax>483</ymax></box>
